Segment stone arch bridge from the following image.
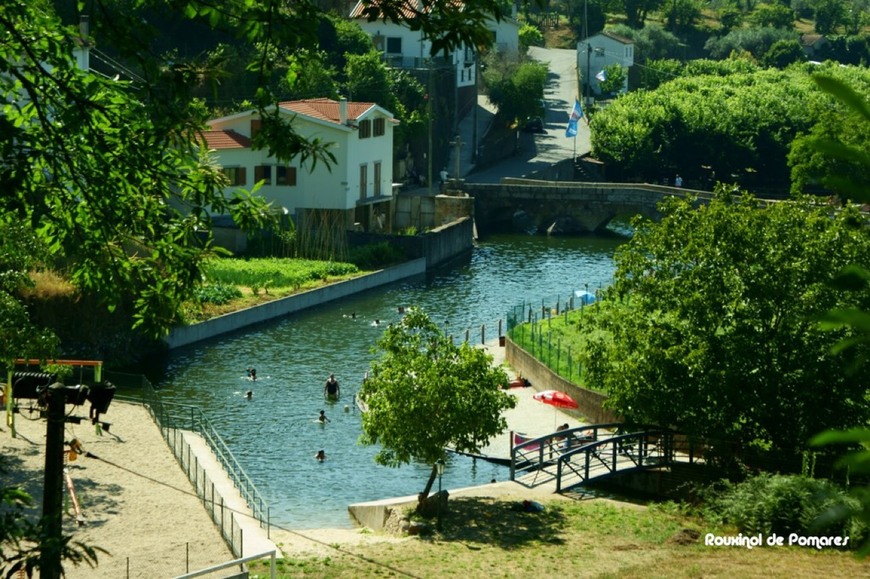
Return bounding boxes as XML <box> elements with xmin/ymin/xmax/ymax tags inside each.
<box><xmin>465</xmin><ymin>179</ymin><xmax>716</xmax><ymax>235</ymax></box>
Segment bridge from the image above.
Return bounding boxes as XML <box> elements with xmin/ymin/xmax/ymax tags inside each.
<box><xmin>465</xmin><ymin>180</ymin><xmax>716</xmax><ymax>235</ymax></box>
<box><xmin>509</xmin><ymin>423</ymin><xmax>698</xmax><ymax>493</ymax></box>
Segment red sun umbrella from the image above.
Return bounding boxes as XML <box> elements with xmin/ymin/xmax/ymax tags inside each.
<box><xmin>533</xmin><ymin>390</ymin><xmax>579</xmax><ymax>409</ymax></box>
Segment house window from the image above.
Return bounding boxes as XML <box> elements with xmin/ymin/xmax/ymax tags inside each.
<box><xmin>373</xmin><ymin>161</ymin><xmax>382</xmax><ymax>197</ymax></box>
<box><xmin>359</xmin><ymin>164</ymin><xmax>368</xmax><ymax>199</ymax></box>
<box><xmin>358</xmin><ymin>120</ymin><xmax>371</xmax><ymax>139</ymax></box>
<box><xmin>386</xmin><ymin>37</ymin><xmax>402</xmax><ymax>54</ymax></box>
<box><xmin>251</xmin><ymin>119</ymin><xmax>261</xmax><ymax>139</ymax></box>
<box><xmin>276</xmin><ymin>166</ymin><xmax>297</xmax><ymax>186</ymax></box>
<box><xmin>222</xmin><ymin>167</ymin><xmax>246</xmax><ymax>186</ymax></box>
<box><xmin>254</xmin><ymin>165</ymin><xmax>272</xmax><ymax>185</ymax></box>
<box><xmin>373</xmin><ymin>118</ymin><xmax>385</xmax><ymax>137</ymax></box>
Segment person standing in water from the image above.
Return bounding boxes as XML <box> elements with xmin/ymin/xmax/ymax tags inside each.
<box><xmin>318</xmin><ymin>410</ymin><xmax>330</xmax><ymax>423</ymax></box>
<box><xmin>324</xmin><ymin>374</ymin><xmax>340</xmax><ymax>400</ymax></box>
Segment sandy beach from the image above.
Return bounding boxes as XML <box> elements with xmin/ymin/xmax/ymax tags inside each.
<box><xmin>1</xmin><ymin>400</ymin><xmax>409</xmax><ymax>577</ymax></box>
<box><xmin>1</xmin><ymin>343</ymin><xmax>575</xmax><ymax>576</ymax></box>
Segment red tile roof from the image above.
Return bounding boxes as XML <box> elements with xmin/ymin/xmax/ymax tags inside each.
<box><xmin>278</xmin><ymin>98</ymin><xmax>378</xmax><ymax>124</ymax></box>
<box><xmin>199</xmin><ymin>129</ymin><xmax>252</xmax><ymax>150</ymax></box>
<box><xmin>349</xmin><ymin>0</ymin><xmax>464</xmax><ymax>19</ymax></box>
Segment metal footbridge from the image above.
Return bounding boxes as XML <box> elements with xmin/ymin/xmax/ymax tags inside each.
<box><xmin>509</xmin><ymin>423</ymin><xmax>698</xmax><ymax>492</ymax></box>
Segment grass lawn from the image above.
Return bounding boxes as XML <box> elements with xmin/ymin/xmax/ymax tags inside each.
<box><xmin>251</xmin><ymin>497</ymin><xmax>867</xmax><ymax>578</ymax></box>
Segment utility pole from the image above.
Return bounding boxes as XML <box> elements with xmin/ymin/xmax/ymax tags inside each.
<box><xmin>40</xmin><ymin>384</ymin><xmax>66</xmax><ymax>579</ymax></box>
<box><xmin>583</xmin><ymin>0</ymin><xmax>589</xmax><ymax>107</ymax></box>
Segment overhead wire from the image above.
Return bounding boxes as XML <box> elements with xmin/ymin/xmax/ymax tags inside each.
<box><xmin>76</xmin><ymin>448</ymin><xmax>422</xmax><ymax>578</ymax></box>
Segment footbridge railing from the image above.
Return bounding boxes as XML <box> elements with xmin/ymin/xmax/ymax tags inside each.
<box><xmin>510</xmin><ymin>423</ymin><xmax>698</xmax><ymax>492</ymax></box>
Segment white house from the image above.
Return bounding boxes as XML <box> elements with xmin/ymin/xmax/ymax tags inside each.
<box><xmin>202</xmin><ymin>98</ymin><xmax>398</xmax><ymax>235</ymax></box>
<box><xmin>577</xmin><ymin>31</ymin><xmax>634</xmax><ymax>100</ymax></box>
<box><xmin>349</xmin><ymin>1</ymin><xmax>519</xmax><ymax>96</ymax></box>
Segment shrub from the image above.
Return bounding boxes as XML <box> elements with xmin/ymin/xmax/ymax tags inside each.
<box><xmin>347</xmin><ymin>242</ymin><xmax>407</xmax><ymax>269</ymax></box>
<box><xmin>195</xmin><ymin>283</ymin><xmax>243</xmax><ymax>305</ymax></box>
<box><xmin>700</xmin><ymin>473</ymin><xmax>866</xmax><ymax>541</ymax></box>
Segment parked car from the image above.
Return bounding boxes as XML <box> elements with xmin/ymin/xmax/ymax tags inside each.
<box><xmin>523</xmin><ymin>116</ymin><xmax>545</xmax><ymax>133</ymax></box>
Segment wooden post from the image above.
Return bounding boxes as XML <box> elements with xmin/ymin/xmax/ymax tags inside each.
<box><xmin>41</xmin><ymin>384</ymin><xmax>66</xmax><ymax>579</ymax></box>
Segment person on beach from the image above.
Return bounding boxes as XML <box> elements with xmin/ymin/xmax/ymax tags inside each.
<box><xmin>314</xmin><ymin>449</ymin><xmax>326</xmax><ymax>461</ymax></box>
<box><xmin>318</xmin><ymin>410</ymin><xmax>330</xmax><ymax>423</ymax></box>
<box><xmin>324</xmin><ymin>374</ymin><xmax>341</xmax><ymax>399</ymax></box>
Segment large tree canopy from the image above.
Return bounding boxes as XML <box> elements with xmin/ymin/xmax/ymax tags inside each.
<box><xmin>582</xmin><ymin>191</ymin><xmax>870</xmax><ymax>454</ymax></box>
<box><xmin>359</xmin><ymin>309</ymin><xmax>516</xmax><ymax>499</ymax></box>
<box><xmin>0</xmin><ymin>0</ymin><xmax>529</xmax><ymax>358</ymax></box>
<box><xmin>589</xmin><ymin>63</ymin><xmax>870</xmax><ymax>190</ymax></box>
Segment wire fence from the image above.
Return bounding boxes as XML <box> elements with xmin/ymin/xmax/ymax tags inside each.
<box><xmin>83</xmin><ymin>541</ymin><xmax>241</xmax><ymax>579</ymax></box>
<box><xmin>505</xmin><ymin>292</ymin><xmax>605</xmax><ymax>387</ymax></box>
<box><xmin>109</xmin><ymin>371</ymin><xmax>269</xmax><ymax>562</ymax></box>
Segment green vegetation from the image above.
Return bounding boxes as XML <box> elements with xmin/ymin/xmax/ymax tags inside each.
<box><xmin>249</xmin><ymin>496</ymin><xmax>868</xmax><ymax>578</ymax></box>
<box><xmin>204</xmin><ymin>258</ymin><xmax>359</xmax><ymax>290</ymax></box>
<box><xmin>359</xmin><ymin>309</ymin><xmax>516</xmax><ymax>503</ymax></box>
<box><xmin>590</xmin><ymin>64</ymin><xmax>870</xmax><ymax>190</ymax></box>
<box><xmin>582</xmin><ymin>191</ymin><xmax>870</xmax><ymax>455</ymax></box>
<box><xmin>699</xmin><ymin>473</ymin><xmax>866</xmax><ymax>541</ymax></box>
<box><xmin>508</xmin><ymin>301</ymin><xmax>611</xmax><ymax>391</ymax></box>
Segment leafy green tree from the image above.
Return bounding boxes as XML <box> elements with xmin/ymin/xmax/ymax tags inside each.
<box><xmin>589</xmin><ymin>66</ymin><xmax>864</xmax><ymax>187</ymax></box>
<box><xmin>519</xmin><ymin>24</ymin><xmax>545</xmax><ymax>50</ymax></box>
<box><xmin>483</xmin><ymin>55</ymin><xmax>548</xmax><ymax>126</ymax></box>
<box><xmin>598</xmin><ymin>63</ymin><xmax>627</xmax><ymax>94</ymax></box>
<box><xmin>359</xmin><ymin>309</ymin><xmax>516</xmax><ymax>503</ymax></box>
<box><xmin>812</xmin><ymin>0</ymin><xmax>849</xmax><ymax>34</ymax></box>
<box><xmin>788</xmin><ymin>67</ymin><xmax>870</xmax><ymax>196</ymax></box>
<box><xmin>0</xmin><ymin>485</ymin><xmax>100</xmax><ymax>578</ymax></box>
<box><xmin>704</xmin><ymin>26</ymin><xmax>796</xmax><ymax>59</ymax></box>
<box><xmin>345</xmin><ymin>51</ymin><xmax>397</xmax><ymax>112</ymax></box>
<box><xmin>619</xmin><ymin>0</ymin><xmax>666</xmax><ymax>28</ymax></box>
<box><xmin>581</xmin><ymin>191</ymin><xmax>870</xmax><ymax>456</ymax></box>
<box><xmin>749</xmin><ymin>2</ymin><xmax>796</xmax><ymax>28</ymax></box>
<box><xmin>761</xmin><ymin>39</ymin><xmax>807</xmax><ymax>68</ymax></box>
<box><xmin>608</xmin><ymin>23</ymin><xmax>682</xmax><ymax>63</ymax></box>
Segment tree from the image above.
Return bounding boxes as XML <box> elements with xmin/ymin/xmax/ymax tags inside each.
<box><xmin>749</xmin><ymin>3</ymin><xmax>796</xmax><ymax>28</ymax></box>
<box><xmin>581</xmin><ymin>191</ymin><xmax>870</xmax><ymax>456</ymax></box>
<box><xmin>598</xmin><ymin>63</ymin><xmax>627</xmax><ymax>95</ymax></box>
<box><xmin>761</xmin><ymin>39</ymin><xmax>807</xmax><ymax>68</ymax></box>
<box><xmin>1</xmin><ymin>0</ymin><xmax>525</xmax><ymax>343</ymax></box>
<box><xmin>519</xmin><ymin>24</ymin><xmax>545</xmax><ymax>50</ymax></box>
<box><xmin>358</xmin><ymin>309</ymin><xmax>516</xmax><ymax>503</ymax></box>
<box><xmin>483</xmin><ymin>54</ymin><xmax>548</xmax><ymax>126</ymax></box>
<box><xmin>1</xmin><ymin>483</ymin><xmax>104</xmax><ymax>578</ymax></box>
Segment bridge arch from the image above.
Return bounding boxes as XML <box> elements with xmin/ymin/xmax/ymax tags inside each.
<box><xmin>465</xmin><ymin>180</ymin><xmax>713</xmax><ymax>236</ymax></box>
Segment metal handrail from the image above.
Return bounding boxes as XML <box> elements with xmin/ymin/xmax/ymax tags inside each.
<box><xmin>510</xmin><ymin>423</ymin><xmax>694</xmax><ymax>492</ymax></box>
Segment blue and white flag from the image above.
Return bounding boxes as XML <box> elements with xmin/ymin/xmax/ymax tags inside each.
<box><xmin>596</xmin><ymin>69</ymin><xmax>607</xmax><ymax>82</ymax></box>
<box><xmin>565</xmin><ymin>99</ymin><xmax>583</xmax><ymax>138</ymax></box>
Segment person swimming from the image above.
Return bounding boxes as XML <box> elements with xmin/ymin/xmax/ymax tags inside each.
<box><xmin>246</xmin><ymin>390</ymin><xmax>253</xmax><ymax>400</ymax></box>
<box><xmin>247</xmin><ymin>367</ymin><xmax>257</xmax><ymax>381</ymax></box>
<box><xmin>318</xmin><ymin>410</ymin><xmax>330</xmax><ymax>423</ymax></box>
<box><xmin>314</xmin><ymin>449</ymin><xmax>326</xmax><ymax>462</ymax></box>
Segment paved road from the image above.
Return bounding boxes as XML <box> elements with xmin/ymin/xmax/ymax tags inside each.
<box><xmin>447</xmin><ymin>46</ymin><xmax>590</xmax><ymax>185</ymax></box>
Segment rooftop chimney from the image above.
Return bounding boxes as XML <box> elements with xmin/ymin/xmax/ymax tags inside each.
<box><xmin>339</xmin><ymin>97</ymin><xmax>348</xmax><ymax>126</ymax></box>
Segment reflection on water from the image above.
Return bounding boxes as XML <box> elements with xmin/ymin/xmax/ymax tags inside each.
<box><xmin>153</xmin><ymin>232</ymin><xmax>625</xmax><ymax>528</ymax></box>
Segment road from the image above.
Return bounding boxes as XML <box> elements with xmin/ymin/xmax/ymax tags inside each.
<box><xmin>459</xmin><ymin>46</ymin><xmax>590</xmax><ymax>184</ymax></box>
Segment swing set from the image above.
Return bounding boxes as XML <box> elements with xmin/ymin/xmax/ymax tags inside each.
<box><xmin>3</xmin><ymin>358</ymin><xmax>114</xmax><ymax>437</ymax></box>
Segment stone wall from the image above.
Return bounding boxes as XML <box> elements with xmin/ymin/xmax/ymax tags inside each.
<box><xmin>505</xmin><ymin>337</ymin><xmax>619</xmax><ymax>424</ymax></box>
<box><xmin>348</xmin><ymin>216</ymin><xmax>473</xmax><ymax>269</ymax></box>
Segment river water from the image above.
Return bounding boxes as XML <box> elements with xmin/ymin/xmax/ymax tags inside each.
<box><xmin>153</xmin><ymin>232</ymin><xmax>626</xmax><ymax>529</ymax></box>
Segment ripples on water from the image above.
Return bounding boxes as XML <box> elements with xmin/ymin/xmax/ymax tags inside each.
<box><xmin>154</xmin><ymin>231</ymin><xmax>626</xmax><ymax>528</ymax></box>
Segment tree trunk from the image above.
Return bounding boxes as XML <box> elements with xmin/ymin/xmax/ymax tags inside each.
<box><xmin>417</xmin><ymin>464</ymin><xmax>439</xmax><ymax>504</ymax></box>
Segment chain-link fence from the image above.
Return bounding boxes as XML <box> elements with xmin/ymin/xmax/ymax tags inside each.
<box><xmin>506</xmin><ymin>293</ymin><xmax>604</xmax><ymax>386</ymax></box>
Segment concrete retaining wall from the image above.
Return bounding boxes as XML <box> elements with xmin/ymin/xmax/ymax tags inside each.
<box><xmin>164</xmin><ymin>259</ymin><xmax>427</xmax><ymax>349</ymax></box>
<box><xmin>505</xmin><ymin>337</ymin><xmax>619</xmax><ymax>424</ymax></box>
<box><xmin>348</xmin><ymin>217</ymin><xmax>473</xmax><ymax>269</ymax></box>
